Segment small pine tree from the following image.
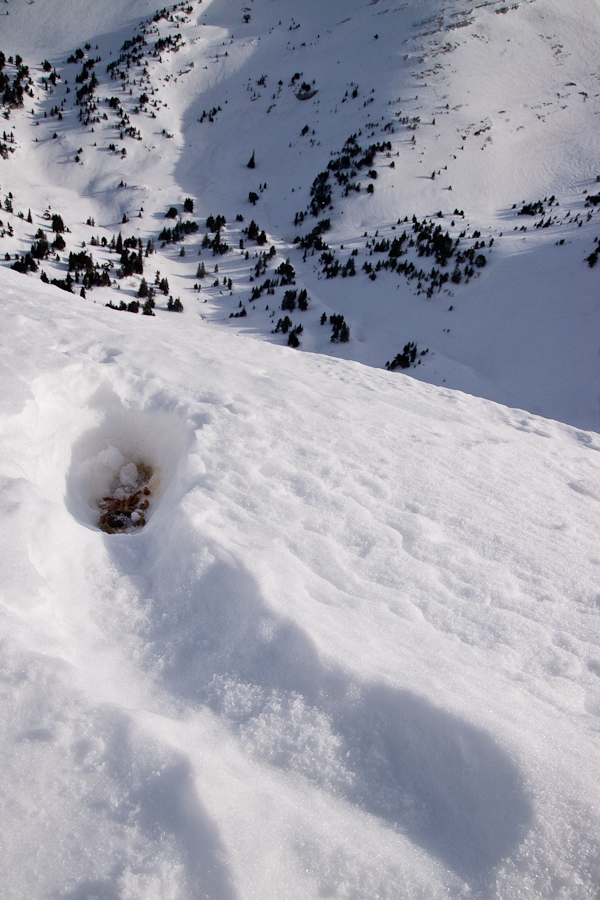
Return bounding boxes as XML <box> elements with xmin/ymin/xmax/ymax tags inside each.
<box><xmin>51</xmin><ymin>213</ymin><xmax>65</xmax><ymax>233</ymax></box>
<box><xmin>247</xmin><ymin>151</ymin><xmax>256</xmax><ymax>169</ymax></box>
<box><xmin>183</xmin><ymin>197</ymin><xmax>194</xmax><ymax>213</ymax></box>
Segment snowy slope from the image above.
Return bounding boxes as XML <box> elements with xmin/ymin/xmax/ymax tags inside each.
<box><xmin>1</xmin><ymin>0</ymin><xmax>600</xmax><ymax>429</ymax></box>
<box><xmin>2</xmin><ymin>2</ymin><xmax>600</xmax><ymax>896</ymax></box>
<box><xmin>1</xmin><ymin>266</ymin><xmax>600</xmax><ymax>898</ymax></box>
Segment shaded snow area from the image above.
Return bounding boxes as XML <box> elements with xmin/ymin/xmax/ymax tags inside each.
<box><xmin>1</xmin><ymin>266</ymin><xmax>599</xmax><ymax>899</ymax></box>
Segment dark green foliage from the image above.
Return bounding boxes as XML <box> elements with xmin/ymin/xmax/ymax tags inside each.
<box><xmin>250</xmin><ymin>277</ymin><xmax>278</xmax><ymax>302</ymax></box>
<box><xmin>309</xmin><ymin>171</ymin><xmax>331</xmax><ymax>216</ymax></box>
<box><xmin>202</xmin><ymin>229</ymin><xmax>229</xmax><ymax>256</ymax></box>
<box><xmin>585</xmin><ymin>194</ymin><xmax>600</xmax><ymax>207</ymax></box>
<box><xmin>320</xmin><ymin>251</ymin><xmax>340</xmax><ymax>279</ymax></box>
<box><xmin>52</xmin><ymin>234</ymin><xmax>66</xmax><ymax>251</ymax></box>
<box><xmin>118</xmin><ymin>248</ymin><xmax>143</xmax><ymax>277</ymax></box>
<box><xmin>206</xmin><ymin>214</ymin><xmax>226</xmax><ymax>232</ymax></box>
<box><xmin>11</xmin><ymin>253</ymin><xmax>38</xmax><ymax>274</ymax></box>
<box><xmin>50</xmin><ymin>274</ymin><xmax>74</xmax><ymax>293</ymax></box>
<box><xmin>249</xmin><ymin>192</ymin><xmax>259</xmax><ymax>206</ymax></box>
<box><xmin>298</xmin><ymin>289</ymin><xmax>309</xmax><ymax>310</ymax></box>
<box><xmin>158</xmin><ymin>219</ymin><xmax>199</xmax><ymax>244</ymax></box>
<box><xmin>183</xmin><ymin>197</ymin><xmax>194</xmax><ymax>213</ymax></box>
<box><xmin>272</xmin><ymin>315</ymin><xmax>292</xmax><ymax>334</ymax></box>
<box><xmin>320</xmin><ymin>312</ymin><xmax>328</xmax><ymax>325</ymax></box>
<box><xmin>276</xmin><ymin>259</ymin><xmax>295</xmax><ymax>285</ymax></box>
<box><xmin>31</xmin><ymin>237</ymin><xmax>50</xmax><ymax>259</ymax></box>
<box><xmin>386</xmin><ymin>343</ymin><xmax>429</xmax><ymax>371</ymax></box>
<box><xmin>281</xmin><ymin>290</ymin><xmax>296</xmax><ymax>312</ymax></box>
<box><xmin>287</xmin><ymin>324</ymin><xmax>303</xmax><ymax>347</ymax></box>
<box><xmin>106</xmin><ymin>299</ymin><xmax>128</xmax><ymax>311</ymax></box>
<box><xmin>138</xmin><ymin>277</ymin><xmax>149</xmax><ymax>297</ymax></box>
<box><xmin>294</xmin><ymin>219</ymin><xmax>330</xmax><ymax>251</ymax></box>
<box><xmin>519</xmin><ymin>201</ymin><xmax>544</xmax><ymax>217</ymax></box>
<box><xmin>167</xmin><ymin>296</ymin><xmax>184</xmax><ymax>312</ymax></box>
<box><xmin>330</xmin><ymin>314</ymin><xmax>349</xmax><ymax>343</ymax></box>
<box><xmin>341</xmin><ymin>257</ymin><xmax>356</xmax><ymax>277</ymax></box>
<box><xmin>165</xmin><ymin>206</ymin><xmax>178</xmax><ymax>218</ymax></box>
<box><xmin>247</xmin><ymin>151</ymin><xmax>256</xmax><ymax>169</ymax></box>
<box><xmin>586</xmin><ymin>250</ymin><xmax>598</xmax><ymax>268</ymax></box>
<box><xmin>0</xmin><ymin>54</ymin><xmax>32</xmax><ymax>112</ymax></box>
<box><xmin>127</xmin><ymin>300</ymin><xmax>139</xmax><ymax>313</ymax></box>
<box><xmin>51</xmin><ymin>214</ymin><xmax>65</xmax><ymax>233</ymax></box>
<box><xmin>229</xmin><ymin>306</ymin><xmax>246</xmax><ymax>318</ymax></box>
<box><xmin>387</xmin><ymin>342</ymin><xmax>417</xmax><ymax>370</ymax></box>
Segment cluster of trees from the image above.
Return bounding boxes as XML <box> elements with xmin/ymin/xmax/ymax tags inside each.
<box><xmin>158</xmin><ymin>219</ymin><xmax>198</xmax><ymax>245</ymax></box>
<box><xmin>276</xmin><ymin>259</ymin><xmax>295</xmax><ymax>284</ymax></box>
<box><xmin>271</xmin><ymin>315</ymin><xmax>303</xmax><ymax>346</ymax></box>
<box><xmin>328</xmin><ymin>314</ymin><xmax>350</xmax><ymax>343</ymax></box>
<box><xmin>386</xmin><ymin>343</ymin><xmax>429</xmax><ymax>371</ymax></box>
<box><xmin>206</xmin><ymin>214</ymin><xmax>226</xmax><ymax>232</ymax></box>
<box><xmin>68</xmin><ymin>251</ymin><xmax>112</xmax><ymax>289</ymax></box>
<box><xmin>297</xmin><ymin>135</ymin><xmax>394</xmax><ymax>219</ymax></box>
<box><xmin>202</xmin><ymin>230</ymin><xmax>228</xmax><ymax>255</ymax></box>
<box><xmin>281</xmin><ymin>288</ymin><xmax>309</xmax><ymax>312</ymax></box>
<box><xmin>306</xmin><ymin>212</ymin><xmax>488</xmax><ymax>296</ymax></box>
<box><xmin>245</xmin><ymin>219</ymin><xmax>268</xmax><ymax>245</ymax></box>
<box><xmin>294</xmin><ymin>218</ymin><xmax>330</xmax><ymax>251</ymax></box>
<box><xmin>0</xmin><ymin>52</ymin><xmax>33</xmax><ymax>111</ymax></box>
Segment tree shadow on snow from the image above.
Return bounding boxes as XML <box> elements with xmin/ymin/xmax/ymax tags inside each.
<box><xmin>109</xmin><ymin>519</ymin><xmax>533</xmax><ymax>886</ymax></box>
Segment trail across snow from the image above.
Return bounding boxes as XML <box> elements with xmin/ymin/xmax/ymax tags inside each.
<box><xmin>1</xmin><ymin>267</ymin><xmax>599</xmax><ymax>898</ymax></box>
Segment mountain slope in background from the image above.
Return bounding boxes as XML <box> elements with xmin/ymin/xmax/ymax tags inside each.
<box><xmin>1</xmin><ymin>0</ymin><xmax>600</xmax><ymax>428</ymax></box>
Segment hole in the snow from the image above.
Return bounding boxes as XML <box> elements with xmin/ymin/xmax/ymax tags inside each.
<box><xmin>67</xmin><ymin>400</ymin><xmax>189</xmax><ymax>533</ymax></box>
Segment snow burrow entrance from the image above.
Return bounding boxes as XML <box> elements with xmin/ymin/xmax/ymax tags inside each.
<box><xmin>67</xmin><ymin>401</ymin><xmax>189</xmax><ymax>533</ymax></box>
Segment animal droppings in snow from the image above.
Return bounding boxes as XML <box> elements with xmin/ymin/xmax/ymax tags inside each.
<box><xmin>98</xmin><ymin>463</ymin><xmax>152</xmax><ymax>533</ymax></box>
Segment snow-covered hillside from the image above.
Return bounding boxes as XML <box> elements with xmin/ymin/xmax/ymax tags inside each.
<box><xmin>1</xmin><ymin>266</ymin><xmax>600</xmax><ymax>899</ymax></box>
<box><xmin>1</xmin><ymin>0</ymin><xmax>600</xmax><ymax>429</ymax></box>
<box><xmin>1</xmin><ymin>1</ymin><xmax>600</xmax><ymax>897</ymax></box>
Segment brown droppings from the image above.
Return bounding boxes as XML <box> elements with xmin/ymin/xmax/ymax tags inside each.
<box><xmin>98</xmin><ymin>476</ymin><xmax>152</xmax><ymax>534</ymax></box>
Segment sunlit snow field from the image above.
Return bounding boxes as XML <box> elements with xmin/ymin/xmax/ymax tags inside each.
<box><xmin>1</xmin><ymin>268</ymin><xmax>599</xmax><ymax>898</ymax></box>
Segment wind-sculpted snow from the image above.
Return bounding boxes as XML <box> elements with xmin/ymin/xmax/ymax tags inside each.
<box><xmin>0</xmin><ymin>267</ymin><xmax>599</xmax><ymax>897</ymax></box>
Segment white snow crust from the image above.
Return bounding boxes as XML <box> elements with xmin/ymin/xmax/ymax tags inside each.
<box><xmin>0</xmin><ymin>267</ymin><xmax>599</xmax><ymax>898</ymax></box>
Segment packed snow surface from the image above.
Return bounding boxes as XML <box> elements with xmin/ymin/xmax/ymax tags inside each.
<box><xmin>1</xmin><ymin>267</ymin><xmax>599</xmax><ymax>898</ymax></box>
